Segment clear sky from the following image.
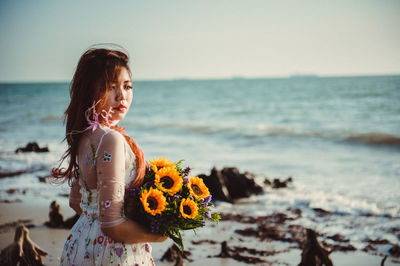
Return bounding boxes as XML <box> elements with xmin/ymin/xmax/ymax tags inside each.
<box><xmin>0</xmin><ymin>0</ymin><xmax>399</xmax><ymax>82</ymax></box>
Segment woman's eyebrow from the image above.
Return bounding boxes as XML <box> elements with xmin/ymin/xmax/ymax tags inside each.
<box><xmin>123</xmin><ymin>80</ymin><xmax>132</xmax><ymax>83</ymax></box>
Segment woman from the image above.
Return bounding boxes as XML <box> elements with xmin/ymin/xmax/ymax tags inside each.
<box><xmin>52</xmin><ymin>46</ymin><xmax>167</xmax><ymax>265</ymax></box>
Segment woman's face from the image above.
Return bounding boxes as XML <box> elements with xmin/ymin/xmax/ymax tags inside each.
<box><xmin>101</xmin><ymin>67</ymin><xmax>133</xmax><ymax>124</ymax></box>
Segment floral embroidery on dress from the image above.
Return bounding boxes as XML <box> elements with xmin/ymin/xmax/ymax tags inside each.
<box><xmin>116</xmin><ymin>247</ymin><xmax>124</xmax><ymax>257</ymax></box>
<box><xmin>103</xmin><ymin>151</ymin><xmax>112</xmax><ymax>162</ymax></box>
<box><xmin>84</xmin><ymin>153</ymin><xmax>89</xmax><ymax>164</ymax></box>
<box><xmin>104</xmin><ymin>200</ymin><xmax>111</xmax><ymax>208</ymax></box>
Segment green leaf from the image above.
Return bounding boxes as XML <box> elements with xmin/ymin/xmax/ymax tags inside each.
<box><xmin>168</xmin><ymin>231</ymin><xmax>184</xmax><ymax>253</ymax></box>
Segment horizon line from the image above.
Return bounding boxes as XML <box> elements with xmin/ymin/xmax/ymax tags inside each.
<box><xmin>1</xmin><ymin>72</ymin><xmax>400</xmax><ymax>84</ymax></box>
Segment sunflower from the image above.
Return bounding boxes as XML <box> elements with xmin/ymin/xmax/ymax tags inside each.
<box><xmin>188</xmin><ymin>176</ymin><xmax>210</xmax><ymax>200</ymax></box>
<box><xmin>179</xmin><ymin>198</ymin><xmax>198</xmax><ymax>219</ymax></box>
<box><xmin>155</xmin><ymin>167</ymin><xmax>183</xmax><ymax>196</ymax></box>
<box><xmin>150</xmin><ymin>157</ymin><xmax>175</xmax><ymax>173</ymax></box>
<box><xmin>140</xmin><ymin>187</ymin><xmax>167</xmax><ymax>216</ymax></box>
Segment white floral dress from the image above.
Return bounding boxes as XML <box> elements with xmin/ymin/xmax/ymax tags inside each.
<box><xmin>60</xmin><ymin>126</ymin><xmax>155</xmax><ymax>266</ymax></box>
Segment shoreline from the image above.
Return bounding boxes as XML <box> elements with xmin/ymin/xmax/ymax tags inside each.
<box><xmin>1</xmin><ymin>201</ymin><xmax>398</xmax><ymax>266</ymax></box>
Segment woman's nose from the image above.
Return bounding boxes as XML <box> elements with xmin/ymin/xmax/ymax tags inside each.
<box><xmin>115</xmin><ymin>87</ymin><xmax>126</xmax><ymax>101</ymax></box>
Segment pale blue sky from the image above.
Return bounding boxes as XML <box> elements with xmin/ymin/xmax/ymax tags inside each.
<box><xmin>0</xmin><ymin>0</ymin><xmax>399</xmax><ymax>82</ymax></box>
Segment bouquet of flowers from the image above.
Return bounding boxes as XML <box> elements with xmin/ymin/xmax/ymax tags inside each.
<box><xmin>124</xmin><ymin>157</ymin><xmax>220</xmax><ymax>251</ymax></box>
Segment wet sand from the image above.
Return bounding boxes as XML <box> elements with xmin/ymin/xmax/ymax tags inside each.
<box><xmin>0</xmin><ymin>202</ymin><xmax>397</xmax><ymax>266</ymax></box>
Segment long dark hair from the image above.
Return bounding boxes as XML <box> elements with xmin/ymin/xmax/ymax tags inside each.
<box><xmin>51</xmin><ymin>46</ymin><xmax>131</xmax><ymax>183</ymax></box>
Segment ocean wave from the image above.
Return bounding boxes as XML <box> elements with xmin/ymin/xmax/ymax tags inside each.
<box><xmin>132</xmin><ymin>120</ymin><xmax>400</xmax><ymax>148</ymax></box>
<box><xmin>345</xmin><ymin>132</ymin><xmax>400</xmax><ymax>147</ymax></box>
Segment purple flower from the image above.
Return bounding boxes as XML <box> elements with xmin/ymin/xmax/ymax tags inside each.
<box><xmin>205</xmin><ymin>210</ymin><xmax>211</xmax><ymax>219</ymax></box>
<box><xmin>202</xmin><ymin>195</ymin><xmax>212</xmax><ymax>208</ymax></box>
<box><xmin>204</xmin><ymin>195</ymin><xmax>212</xmax><ymax>204</ymax></box>
<box><xmin>183</xmin><ymin>177</ymin><xmax>189</xmax><ymax>184</ymax></box>
<box><xmin>129</xmin><ymin>188</ymin><xmax>139</xmax><ymax>196</ymax></box>
<box><xmin>172</xmin><ymin>195</ymin><xmax>180</xmax><ymax>201</ymax></box>
<box><xmin>183</xmin><ymin>167</ymin><xmax>191</xmax><ymax>176</ymax></box>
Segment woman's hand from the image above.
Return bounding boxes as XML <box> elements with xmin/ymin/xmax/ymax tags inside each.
<box><xmin>150</xmin><ymin>233</ymin><xmax>168</xmax><ymax>243</ymax></box>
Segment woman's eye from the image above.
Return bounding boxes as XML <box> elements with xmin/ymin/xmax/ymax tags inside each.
<box><xmin>125</xmin><ymin>85</ymin><xmax>133</xmax><ymax>90</ymax></box>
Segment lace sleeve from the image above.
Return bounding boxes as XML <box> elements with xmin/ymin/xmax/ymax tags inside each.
<box><xmin>95</xmin><ymin>130</ymin><xmax>128</xmax><ymax>228</ymax></box>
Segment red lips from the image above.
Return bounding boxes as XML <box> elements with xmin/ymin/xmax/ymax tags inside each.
<box><xmin>114</xmin><ymin>104</ymin><xmax>127</xmax><ymax>112</ymax></box>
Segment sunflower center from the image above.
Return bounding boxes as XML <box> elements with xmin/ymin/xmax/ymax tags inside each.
<box><xmin>160</xmin><ymin>176</ymin><xmax>174</xmax><ymax>189</ymax></box>
<box><xmin>183</xmin><ymin>205</ymin><xmax>192</xmax><ymax>215</ymax></box>
<box><xmin>192</xmin><ymin>184</ymin><xmax>202</xmax><ymax>195</ymax></box>
<box><xmin>147</xmin><ymin>197</ymin><xmax>158</xmax><ymax>210</ymax></box>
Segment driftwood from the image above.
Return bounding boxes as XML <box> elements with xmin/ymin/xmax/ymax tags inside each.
<box><xmin>298</xmin><ymin>229</ymin><xmax>333</xmax><ymax>266</ymax></box>
<box><xmin>44</xmin><ymin>201</ymin><xmax>79</xmax><ymax>229</ymax></box>
<box><xmin>160</xmin><ymin>244</ymin><xmax>192</xmax><ymax>266</ymax></box>
<box><xmin>215</xmin><ymin>241</ymin><xmax>267</xmax><ymax>264</ymax></box>
<box><xmin>0</xmin><ymin>225</ymin><xmax>47</xmax><ymax>266</ymax></box>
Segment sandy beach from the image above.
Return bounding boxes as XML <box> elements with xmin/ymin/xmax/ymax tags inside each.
<box><xmin>1</xmin><ymin>200</ymin><xmax>397</xmax><ymax>266</ymax></box>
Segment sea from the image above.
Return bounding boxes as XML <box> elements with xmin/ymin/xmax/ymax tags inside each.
<box><xmin>0</xmin><ymin>75</ymin><xmax>399</xmax><ymax>255</ymax></box>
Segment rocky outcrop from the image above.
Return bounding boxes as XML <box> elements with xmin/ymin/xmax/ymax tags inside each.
<box><xmin>44</xmin><ymin>201</ymin><xmax>79</xmax><ymax>229</ymax></box>
<box><xmin>15</xmin><ymin>142</ymin><xmax>49</xmax><ymax>153</ymax></box>
<box><xmin>199</xmin><ymin>167</ymin><xmax>263</xmax><ymax>202</ymax></box>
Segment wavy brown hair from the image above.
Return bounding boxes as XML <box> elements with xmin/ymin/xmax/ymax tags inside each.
<box><xmin>52</xmin><ymin>46</ymin><xmax>145</xmax><ymax>188</ymax></box>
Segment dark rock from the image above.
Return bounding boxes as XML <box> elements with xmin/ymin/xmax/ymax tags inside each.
<box><xmin>63</xmin><ymin>214</ymin><xmax>80</xmax><ymax>229</ymax></box>
<box><xmin>160</xmin><ymin>244</ymin><xmax>192</xmax><ymax>265</ymax></box>
<box><xmin>362</xmin><ymin>243</ymin><xmax>377</xmax><ymax>252</ymax></box>
<box><xmin>38</xmin><ymin>175</ymin><xmax>48</xmax><ymax>183</ymax></box>
<box><xmin>298</xmin><ymin>229</ymin><xmax>333</xmax><ymax>266</ymax></box>
<box><xmin>312</xmin><ymin>208</ymin><xmax>333</xmax><ymax>217</ymax></box>
<box><xmin>0</xmin><ymin>166</ymin><xmax>47</xmax><ymax>179</ymax></box>
<box><xmin>44</xmin><ymin>201</ymin><xmax>79</xmax><ymax>229</ymax></box>
<box><xmin>44</xmin><ymin>201</ymin><xmax>64</xmax><ymax>228</ymax></box>
<box><xmin>263</xmin><ymin>177</ymin><xmax>271</xmax><ymax>186</ymax></box>
<box><xmin>0</xmin><ymin>199</ymin><xmax>23</xmax><ymax>203</ymax></box>
<box><xmin>322</xmin><ymin>241</ymin><xmax>356</xmax><ymax>252</ymax></box>
<box><xmin>15</xmin><ymin>142</ymin><xmax>49</xmax><ymax>153</ymax></box>
<box><xmin>215</xmin><ymin>241</ymin><xmax>267</xmax><ymax>264</ymax></box>
<box><xmin>0</xmin><ymin>170</ymin><xmax>27</xmax><ymax>179</ymax></box>
<box><xmin>272</xmin><ymin>177</ymin><xmax>293</xmax><ymax>189</ymax></box>
<box><xmin>199</xmin><ymin>169</ymin><xmax>232</xmax><ymax>202</ymax></box>
<box><xmin>221</xmin><ymin>168</ymin><xmax>263</xmax><ymax>199</ymax></box>
<box><xmin>6</xmin><ymin>188</ymin><xmax>18</xmax><ymax>194</ymax></box>
<box><xmin>364</xmin><ymin>238</ymin><xmax>390</xmax><ymax>245</ymax></box>
<box><xmin>199</xmin><ymin>167</ymin><xmax>263</xmax><ymax>202</ymax></box>
<box><xmin>191</xmin><ymin>239</ymin><xmax>218</xmax><ymax>245</ymax></box>
<box><xmin>327</xmin><ymin>234</ymin><xmax>349</xmax><ymax>243</ymax></box>
<box><xmin>389</xmin><ymin>244</ymin><xmax>400</xmax><ymax>258</ymax></box>
<box><xmin>0</xmin><ymin>219</ymin><xmax>33</xmax><ymax>233</ymax></box>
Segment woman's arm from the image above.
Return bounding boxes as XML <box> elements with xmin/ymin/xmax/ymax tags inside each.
<box><xmin>101</xmin><ymin>219</ymin><xmax>168</xmax><ymax>244</ymax></box>
<box><xmin>96</xmin><ymin>131</ymin><xmax>167</xmax><ymax>244</ymax></box>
